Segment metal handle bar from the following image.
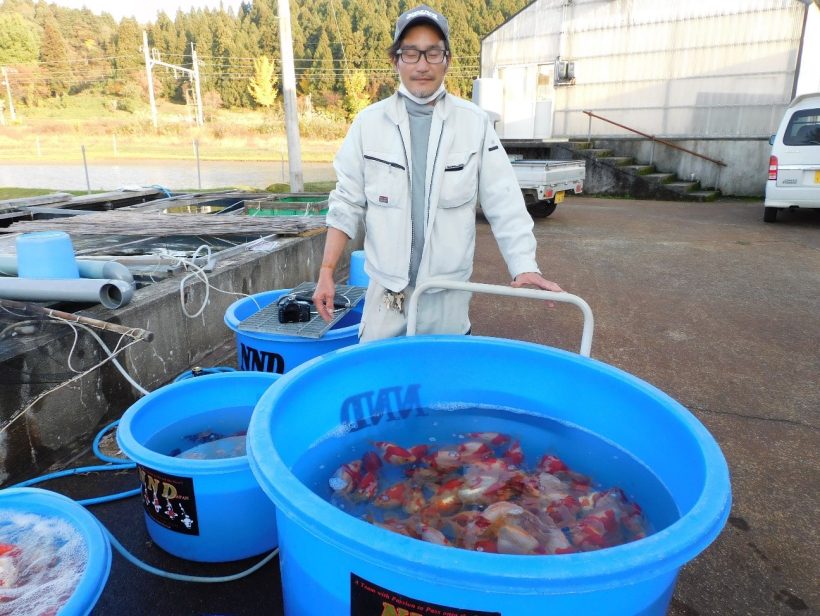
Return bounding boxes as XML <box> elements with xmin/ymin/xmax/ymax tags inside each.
<box><xmin>406</xmin><ymin>280</ymin><xmax>594</xmax><ymax>357</ymax></box>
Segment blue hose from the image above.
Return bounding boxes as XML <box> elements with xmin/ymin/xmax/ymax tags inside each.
<box><xmin>150</xmin><ymin>184</ymin><xmax>173</xmax><ymax>198</ymax></box>
<box><xmin>103</xmin><ymin>525</ymin><xmax>278</xmax><ymax>583</ymax></box>
<box><xmin>7</xmin><ymin>369</ymin><xmax>278</xmax><ymax>582</ymax></box>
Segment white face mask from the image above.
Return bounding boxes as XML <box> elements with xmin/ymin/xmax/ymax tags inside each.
<box><xmin>398</xmin><ymin>82</ymin><xmax>446</xmax><ymax>105</ymax></box>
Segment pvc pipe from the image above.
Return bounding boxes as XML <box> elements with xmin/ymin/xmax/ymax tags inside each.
<box><xmin>0</xmin><ymin>278</ymin><xmax>134</xmax><ymax>309</ymax></box>
<box><xmin>0</xmin><ymin>256</ymin><xmax>134</xmax><ymax>285</ymax></box>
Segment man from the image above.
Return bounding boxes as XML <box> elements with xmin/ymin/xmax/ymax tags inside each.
<box><xmin>313</xmin><ymin>4</ymin><xmax>561</xmax><ymax>341</ymax></box>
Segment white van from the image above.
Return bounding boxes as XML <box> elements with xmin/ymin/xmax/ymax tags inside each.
<box><xmin>764</xmin><ymin>93</ymin><xmax>820</xmax><ymax>222</ymax></box>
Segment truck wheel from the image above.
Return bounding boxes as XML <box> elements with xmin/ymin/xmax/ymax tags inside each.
<box><xmin>763</xmin><ymin>207</ymin><xmax>778</xmax><ymax>223</ymax></box>
<box><xmin>527</xmin><ymin>199</ymin><xmax>557</xmax><ymax>218</ymax></box>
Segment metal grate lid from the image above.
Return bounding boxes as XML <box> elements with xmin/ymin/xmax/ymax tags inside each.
<box><xmin>237</xmin><ymin>282</ymin><xmax>365</xmax><ymax>339</ymax></box>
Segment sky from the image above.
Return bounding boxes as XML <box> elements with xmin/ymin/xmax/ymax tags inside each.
<box><xmin>48</xmin><ymin>0</ymin><xmax>246</xmax><ymax>23</ymax></box>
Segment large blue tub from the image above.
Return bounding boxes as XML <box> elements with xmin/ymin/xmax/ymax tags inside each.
<box><xmin>117</xmin><ymin>371</ymin><xmax>280</xmax><ymax>562</ymax></box>
<box><xmin>0</xmin><ymin>487</ymin><xmax>111</xmax><ymax>616</ymax></box>
<box><xmin>224</xmin><ymin>288</ymin><xmax>361</xmax><ymax>374</ymax></box>
<box><xmin>247</xmin><ymin>336</ymin><xmax>731</xmax><ymax>615</ymax></box>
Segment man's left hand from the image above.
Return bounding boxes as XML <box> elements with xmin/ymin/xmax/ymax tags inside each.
<box><xmin>511</xmin><ymin>272</ymin><xmax>563</xmax><ymax>307</ymax></box>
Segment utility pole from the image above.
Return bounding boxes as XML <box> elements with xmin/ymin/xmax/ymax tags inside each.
<box><xmin>143</xmin><ymin>32</ymin><xmax>204</xmax><ymax>128</ymax></box>
<box><xmin>142</xmin><ymin>32</ymin><xmax>158</xmax><ymax>129</ymax></box>
<box><xmin>191</xmin><ymin>43</ymin><xmax>204</xmax><ymax>127</ymax></box>
<box><xmin>277</xmin><ymin>0</ymin><xmax>304</xmax><ymax>192</ymax></box>
<box><xmin>1</xmin><ymin>67</ymin><xmax>16</xmax><ymax>122</ymax></box>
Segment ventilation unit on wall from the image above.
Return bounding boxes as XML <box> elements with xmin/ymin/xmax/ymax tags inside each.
<box><xmin>555</xmin><ymin>59</ymin><xmax>575</xmax><ymax>86</ymax></box>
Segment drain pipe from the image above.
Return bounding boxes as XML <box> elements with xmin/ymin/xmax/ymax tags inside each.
<box><xmin>0</xmin><ymin>256</ymin><xmax>134</xmax><ymax>285</ymax></box>
<box><xmin>0</xmin><ymin>278</ymin><xmax>133</xmax><ymax>309</ymax></box>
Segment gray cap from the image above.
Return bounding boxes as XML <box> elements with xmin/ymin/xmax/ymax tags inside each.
<box><xmin>393</xmin><ymin>5</ymin><xmax>450</xmax><ymax>46</ymax></box>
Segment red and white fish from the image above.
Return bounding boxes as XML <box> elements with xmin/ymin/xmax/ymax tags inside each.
<box><xmin>503</xmin><ymin>440</ymin><xmax>524</xmax><ymax>466</ymax></box>
<box><xmin>425</xmin><ymin>477</ymin><xmax>464</xmax><ymax>515</ymax></box>
<box><xmin>496</xmin><ymin>523</ymin><xmax>539</xmax><ymax>554</ymax></box>
<box><xmin>456</xmin><ymin>441</ymin><xmax>492</xmax><ymax>464</ymax></box>
<box><xmin>424</xmin><ymin>447</ymin><xmax>462</xmax><ymax>473</ymax></box>
<box><xmin>374</xmin><ymin>482</ymin><xmax>408</xmax><ymax>509</ymax></box>
<box><xmin>417</xmin><ymin>523</ymin><xmax>451</xmax><ymax>546</ymax></box>
<box><xmin>466</xmin><ymin>432</ymin><xmax>511</xmax><ymax>446</ymax></box>
<box><xmin>0</xmin><ymin>543</ymin><xmax>20</xmax><ymax>588</ymax></box>
<box><xmin>361</xmin><ymin>451</ymin><xmax>383</xmax><ymax>473</ymax></box>
<box><xmin>329</xmin><ymin>459</ymin><xmax>363</xmax><ymax>494</ymax></box>
<box><xmin>352</xmin><ymin>470</ymin><xmax>379</xmax><ymax>501</ymax></box>
<box><xmin>373</xmin><ymin>441</ymin><xmax>422</xmax><ymax>465</ymax></box>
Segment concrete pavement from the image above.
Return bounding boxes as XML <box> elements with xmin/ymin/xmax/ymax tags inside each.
<box><xmin>472</xmin><ymin>196</ymin><xmax>819</xmax><ymax>615</ymax></box>
<box><xmin>37</xmin><ymin>196</ymin><xmax>819</xmax><ymax>615</ymax></box>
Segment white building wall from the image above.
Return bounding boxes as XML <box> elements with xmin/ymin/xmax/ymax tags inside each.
<box><xmin>481</xmin><ymin>0</ymin><xmax>807</xmax><ymax>139</ymax></box>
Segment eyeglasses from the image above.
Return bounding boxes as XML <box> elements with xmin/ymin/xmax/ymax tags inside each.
<box><xmin>397</xmin><ymin>47</ymin><xmax>448</xmax><ymax>64</ymax></box>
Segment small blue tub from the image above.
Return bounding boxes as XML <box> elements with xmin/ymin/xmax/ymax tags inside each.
<box><xmin>224</xmin><ymin>288</ymin><xmax>361</xmax><ymax>374</ymax></box>
<box><xmin>348</xmin><ymin>250</ymin><xmax>369</xmax><ymax>287</ymax></box>
<box><xmin>117</xmin><ymin>372</ymin><xmax>280</xmax><ymax>562</ymax></box>
<box><xmin>247</xmin><ymin>336</ymin><xmax>731</xmax><ymax>615</ymax></box>
<box><xmin>0</xmin><ymin>487</ymin><xmax>111</xmax><ymax>616</ymax></box>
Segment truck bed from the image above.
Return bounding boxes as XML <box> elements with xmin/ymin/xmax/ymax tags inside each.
<box><xmin>510</xmin><ymin>159</ymin><xmax>586</xmax><ymax>190</ymax></box>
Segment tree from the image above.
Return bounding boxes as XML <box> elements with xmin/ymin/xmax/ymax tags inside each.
<box><xmin>0</xmin><ymin>13</ymin><xmax>39</xmax><ymax>64</ymax></box>
<box><xmin>40</xmin><ymin>17</ymin><xmax>71</xmax><ymax>96</ymax></box>
<box><xmin>343</xmin><ymin>70</ymin><xmax>370</xmax><ymax>119</ymax></box>
<box><xmin>248</xmin><ymin>55</ymin><xmax>278</xmax><ymax>107</ymax></box>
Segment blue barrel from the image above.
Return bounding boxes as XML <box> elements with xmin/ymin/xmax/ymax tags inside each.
<box><xmin>224</xmin><ymin>288</ymin><xmax>361</xmax><ymax>374</ymax></box>
<box><xmin>117</xmin><ymin>372</ymin><xmax>280</xmax><ymax>562</ymax></box>
<box><xmin>247</xmin><ymin>336</ymin><xmax>731</xmax><ymax>615</ymax></box>
<box><xmin>0</xmin><ymin>487</ymin><xmax>111</xmax><ymax>616</ymax></box>
<box><xmin>348</xmin><ymin>250</ymin><xmax>369</xmax><ymax>287</ymax></box>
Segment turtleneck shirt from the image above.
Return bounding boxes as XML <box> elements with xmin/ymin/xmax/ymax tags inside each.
<box><xmin>403</xmin><ymin>94</ymin><xmax>436</xmax><ymax>286</ymax></box>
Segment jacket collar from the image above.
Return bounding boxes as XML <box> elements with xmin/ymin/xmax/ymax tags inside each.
<box><xmin>385</xmin><ymin>88</ymin><xmax>451</xmax><ymax>125</ymax></box>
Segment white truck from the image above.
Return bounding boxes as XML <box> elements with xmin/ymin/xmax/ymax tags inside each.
<box><xmin>509</xmin><ymin>156</ymin><xmax>586</xmax><ymax>218</ymax></box>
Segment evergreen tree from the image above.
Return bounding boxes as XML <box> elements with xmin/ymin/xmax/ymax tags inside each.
<box><xmin>114</xmin><ymin>17</ymin><xmax>142</xmax><ymax>75</ymax></box>
<box><xmin>40</xmin><ymin>17</ymin><xmax>71</xmax><ymax>96</ymax></box>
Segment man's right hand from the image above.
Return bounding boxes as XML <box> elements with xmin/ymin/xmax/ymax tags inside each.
<box><xmin>313</xmin><ymin>270</ymin><xmax>337</xmax><ymax>322</ymax></box>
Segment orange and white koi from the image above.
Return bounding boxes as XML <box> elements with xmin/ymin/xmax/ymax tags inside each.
<box><xmin>496</xmin><ymin>523</ymin><xmax>539</xmax><ymax>554</ymax></box>
<box><xmin>328</xmin><ymin>459</ymin><xmax>362</xmax><ymax>494</ymax></box>
<box><xmin>480</xmin><ymin>500</ymin><xmax>525</xmax><ymax>524</ymax></box>
<box><xmin>418</xmin><ymin>523</ymin><xmax>451</xmax><ymax>546</ymax></box>
<box><xmin>374</xmin><ymin>482</ymin><xmax>407</xmax><ymax>509</ymax></box>
<box><xmin>425</xmin><ymin>477</ymin><xmax>464</xmax><ymax>515</ymax></box>
<box><xmin>402</xmin><ymin>484</ymin><xmax>427</xmax><ymax>515</ymax></box>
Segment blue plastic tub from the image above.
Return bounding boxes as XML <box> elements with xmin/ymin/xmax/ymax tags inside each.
<box><xmin>224</xmin><ymin>288</ymin><xmax>361</xmax><ymax>374</ymax></box>
<box><xmin>348</xmin><ymin>250</ymin><xmax>369</xmax><ymax>287</ymax></box>
<box><xmin>0</xmin><ymin>487</ymin><xmax>111</xmax><ymax>616</ymax></box>
<box><xmin>16</xmin><ymin>231</ymin><xmax>80</xmax><ymax>279</ymax></box>
<box><xmin>117</xmin><ymin>371</ymin><xmax>280</xmax><ymax>562</ymax></box>
<box><xmin>247</xmin><ymin>336</ymin><xmax>731</xmax><ymax>615</ymax></box>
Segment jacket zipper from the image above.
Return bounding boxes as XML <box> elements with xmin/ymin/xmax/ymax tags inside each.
<box><xmin>396</xmin><ymin>125</ymin><xmax>414</xmax><ymax>282</ymax></box>
<box><xmin>363</xmin><ymin>154</ymin><xmax>405</xmax><ymax>170</ymax></box>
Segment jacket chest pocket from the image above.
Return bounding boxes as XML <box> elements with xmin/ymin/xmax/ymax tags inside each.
<box><xmin>363</xmin><ymin>151</ymin><xmax>407</xmax><ymax>209</ymax></box>
<box><xmin>438</xmin><ymin>150</ymin><xmax>478</xmax><ymax>209</ymax></box>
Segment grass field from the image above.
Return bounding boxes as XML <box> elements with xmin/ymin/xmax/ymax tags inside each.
<box><xmin>0</xmin><ymin>181</ymin><xmax>337</xmax><ymax>201</ymax></box>
<box><xmin>0</xmin><ymin>93</ymin><xmax>346</xmax><ymax>163</ymax></box>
